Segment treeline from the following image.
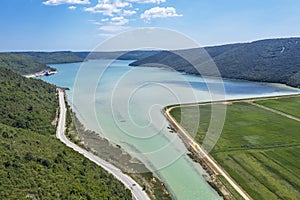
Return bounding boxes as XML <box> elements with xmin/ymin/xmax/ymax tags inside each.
<box><xmin>0</xmin><ymin>66</ymin><xmax>132</xmax><ymax>199</ymax></box>
<box><xmin>13</xmin><ymin>51</ymin><xmax>159</xmax><ymax>65</ymax></box>
<box><xmin>130</xmin><ymin>38</ymin><xmax>300</xmax><ymax>88</ymax></box>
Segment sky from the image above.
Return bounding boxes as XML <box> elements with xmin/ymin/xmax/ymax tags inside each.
<box><xmin>1</xmin><ymin>0</ymin><xmax>300</xmax><ymax>51</ymax></box>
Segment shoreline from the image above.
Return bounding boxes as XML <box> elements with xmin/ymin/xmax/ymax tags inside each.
<box><xmin>164</xmin><ymin>92</ymin><xmax>300</xmax><ymax>110</ymax></box>
<box><xmin>24</xmin><ymin>68</ymin><xmax>57</xmax><ymax>78</ymax></box>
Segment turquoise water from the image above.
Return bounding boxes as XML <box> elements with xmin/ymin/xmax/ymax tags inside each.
<box><xmin>40</xmin><ymin>60</ymin><xmax>300</xmax><ymax>199</ymax></box>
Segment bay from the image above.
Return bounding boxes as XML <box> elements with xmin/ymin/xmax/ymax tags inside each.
<box><xmin>40</xmin><ymin>59</ymin><xmax>300</xmax><ymax>199</ymax></box>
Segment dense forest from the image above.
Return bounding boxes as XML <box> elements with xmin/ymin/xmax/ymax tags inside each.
<box><xmin>0</xmin><ymin>66</ymin><xmax>132</xmax><ymax>199</ymax></box>
<box><xmin>129</xmin><ymin>38</ymin><xmax>300</xmax><ymax>88</ymax></box>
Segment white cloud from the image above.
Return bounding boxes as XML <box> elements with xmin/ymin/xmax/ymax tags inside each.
<box><xmin>123</xmin><ymin>10</ymin><xmax>136</xmax><ymax>16</ymax></box>
<box><xmin>68</xmin><ymin>6</ymin><xmax>77</xmax><ymax>10</ymax></box>
<box><xmin>115</xmin><ymin>0</ymin><xmax>131</xmax><ymax>8</ymax></box>
<box><xmin>99</xmin><ymin>25</ymin><xmax>130</xmax><ymax>32</ymax></box>
<box><xmin>141</xmin><ymin>7</ymin><xmax>182</xmax><ymax>20</ymax></box>
<box><xmin>90</xmin><ymin>15</ymin><xmax>130</xmax><ymax>32</ymax></box>
<box><xmin>54</xmin><ymin>1</ymin><xmax>183</xmax><ymax>34</ymax></box>
<box><xmin>84</xmin><ymin>0</ymin><xmax>131</xmax><ymax>16</ymax></box>
<box><xmin>111</xmin><ymin>16</ymin><xmax>129</xmax><ymax>25</ymax></box>
<box><xmin>97</xmin><ymin>33</ymin><xmax>116</xmax><ymax>38</ymax></box>
<box><xmin>43</xmin><ymin>0</ymin><xmax>90</xmax><ymax>6</ymax></box>
<box><xmin>88</xmin><ymin>20</ymin><xmax>102</xmax><ymax>25</ymax></box>
<box><xmin>129</xmin><ymin>0</ymin><xmax>166</xmax><ymax>4</ymax></box>
<box><xmin>97</xmin><ymin>16</ymin><xmax>129</xmax><ymax>32</ymax></box>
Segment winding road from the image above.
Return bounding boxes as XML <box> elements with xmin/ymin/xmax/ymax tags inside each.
<box><xmin>56</xmin><ymin>89</ymin><xmax>150</xmax><ymax>200</ymax></box>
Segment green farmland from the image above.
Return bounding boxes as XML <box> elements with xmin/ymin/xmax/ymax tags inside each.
<box><xmin>170</xmin><ymin>95</ymin><xmax>300</xmax><ymax>200</ymax></box>
<box><xmin>256</xmin><ymin>95</ymin><xmax>300</xmax><ymax>118</ymax></box>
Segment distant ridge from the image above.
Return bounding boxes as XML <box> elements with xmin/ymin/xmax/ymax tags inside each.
<box><xmin>74</xmin><ymin>50</ymin><xmax>160</xmax><ymax>61</ymax></box>
<box><xmin>130</xmin><ymin>37</ymin><xmax>300</xmax><ymax>88</ymax></box>
<box><xmin>12</xmin><ymin>51</ymin><xmax>160</xmax><ymax>64</ymax></box>
<box><xmin>13</xmin><ymin>51</ymin><xmax>84</xmax><ymax>64</ymax></box>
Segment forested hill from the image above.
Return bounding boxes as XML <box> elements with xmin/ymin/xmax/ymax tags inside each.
<box><xmin>15</xmin><ymin>51</ymin><xmax>84</xmax><ymax>64</ymax></box>
<box><xmin>75</xmin><ymin>50</ymin><xmax>159</xmax><ymax>60</ymax></box>
<box><xmin>0</xmin><ymin>53</ymin><xmax>50</xmax><ymax>75</ymax></box>
<box><xmin>129</xmin><ymin>38</ymin><xmax>300</xmax><ymax>88</ymax></box>
<box><xmin>14</xmin><ymin>51</ymin><xmax>159</xmax><ymax>64</ymax></box>
<box><xmin>0</xmin><ymin>66</ymin><xmax>132</xmax><ymax>199</ymax></box>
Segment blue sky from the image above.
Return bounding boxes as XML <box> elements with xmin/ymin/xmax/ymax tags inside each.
<box><xmin>1</xmin><ymin>0</ymin><xmax>300</xmax><ymax>51</ymax></box>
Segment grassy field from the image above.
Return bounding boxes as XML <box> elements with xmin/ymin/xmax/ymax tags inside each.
<box><xmin>170</xmin><ymin>96</ymin><xmax>300</xmax><ymax>200</ymax></box>
<box><xmin>255</xmin><ymin>95</ymin><xmax>300</xmax><ymax>118</ymax></box>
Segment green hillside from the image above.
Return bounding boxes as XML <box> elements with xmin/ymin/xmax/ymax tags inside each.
<box><xmin>0</xmin><ymin>66</ymin><xmax>131</xmax><ymax>199</ymax></box>
<box><xmin>0</xmin><ymin>67</ymin><xmax>57</xmax><ymax>135</ymax></box>
<box><xmin>0</xmin><ymin>53</ymin><xmax>49</xmax><ymax>75</ymax></box>
<box><xmin>130</xmin><ymin>38</ymin><xmax>300</xmax><ymax>88</ymax></box>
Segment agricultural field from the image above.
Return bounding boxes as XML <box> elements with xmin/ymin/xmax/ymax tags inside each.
<box><xmin>170</xmin><ymin>96</ymin><xmax>300</xmax><ymax>199</ymax></box>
